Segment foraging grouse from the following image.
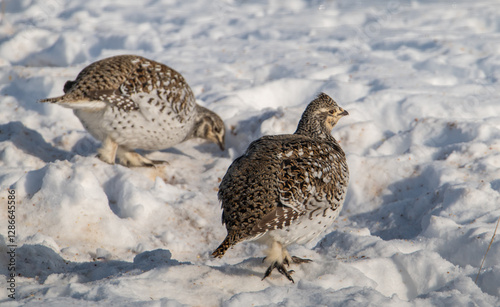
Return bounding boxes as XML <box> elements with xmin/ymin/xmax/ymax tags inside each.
<box><xmin>40</xmin><ymin>55</ymin><xmax>225</xmax><ymax>166</ymax></box>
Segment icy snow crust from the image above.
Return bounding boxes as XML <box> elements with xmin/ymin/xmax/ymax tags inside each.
<box><xmin>1</xmin><ymin>0</ymin><xmax>500</xmax><ymax>306</ymax></box>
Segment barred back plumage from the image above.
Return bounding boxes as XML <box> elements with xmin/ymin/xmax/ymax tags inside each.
<box><xmin>40</xmin><ymin>55</ymin><xmax>225</xmax><ymax>166</ymax></box>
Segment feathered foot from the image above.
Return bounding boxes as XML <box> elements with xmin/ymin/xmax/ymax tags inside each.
<box><xmin>97</xmin><ymin>137</ymin><xmax>118</xmax><ymax>164</ymax></box>
<box><xmin>262</xmin><ymin>260</ymin><xmax>295</xmax><ymax>283</ymax></box>
<box><xmin>116</xmin><ymin>147</ymin><xmax>156</xmax><ymax>167</ymax></box>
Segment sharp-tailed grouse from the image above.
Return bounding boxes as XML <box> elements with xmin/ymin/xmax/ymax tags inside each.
<box><xmin>212</xmin><ymin>93</ymin><xmax>349</xmax><ymax>283</ymax></box>
<box><xmin>40</xmin><ymin>55</ymin><xmax>225</xmax><ymax>166</ymax></box>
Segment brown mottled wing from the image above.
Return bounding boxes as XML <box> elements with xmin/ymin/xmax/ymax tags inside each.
<box><xmin>62</xmin><ymin>55</ymin><xmax>137</xmax><ymax>105</ymax></box>
<box><xmin>107</xmin><ymin>57</ymin><xmax>195</xmax><ymax>116</ymax></box>
<box><xmin>52</xmin><ymin>55</ymin><xmax>195</xmax><ymax>114</ymax></box>
<box><xmin>276</xmin><ymin>136</ymin><xmax>348</xmax><ymax>213</ymax></box>
<box><xmin>249</xmin><ymin>135</ymin><xmax>348</xmax><ymax>236</ymax></box>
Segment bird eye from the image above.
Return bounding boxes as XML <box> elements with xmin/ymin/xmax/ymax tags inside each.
<box><xmin>329</xmin><ymin>110</ymin><xmax>335</xmax><ymax>115</ymax></box>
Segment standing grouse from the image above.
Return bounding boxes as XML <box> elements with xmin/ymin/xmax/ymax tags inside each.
<box><xmin>212</xmin><ymin>93</ymin><xmax>349</xmax><ymax>282</ymax></box>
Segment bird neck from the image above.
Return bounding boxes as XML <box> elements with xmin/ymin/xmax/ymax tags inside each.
<box><xmin>294</xmin><ymin>115</ymin><xmax>336</xmax><ymax>142</ymax></box>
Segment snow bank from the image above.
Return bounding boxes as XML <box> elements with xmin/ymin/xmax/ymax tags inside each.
<box><xmin>0</xmin><ymin>0</ymin><xmax>499</xmax><ymax>306</ymax></box>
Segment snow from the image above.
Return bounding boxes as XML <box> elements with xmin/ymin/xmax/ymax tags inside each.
<box><xmin>1</xmin><ymin>0</ymin><xmax>500</xmax><ymax>305</ymax></box>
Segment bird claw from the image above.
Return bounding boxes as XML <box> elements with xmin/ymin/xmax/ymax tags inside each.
<box><xmin>261</xmin><ymin>255</ymin><xmax>312</xmax><ymax>283</ymax></box>
<box><xmin>282</xmin><ymin>255</ymin><xmax>312</xmax><ymax>266</ymax></box>
<box><xmin>291</xmin><ymin>256</ymin><xmax>312</xmax><ymax>264</ymax></box>
<box><xmin>262</xmin><ymin>261</ymin><xmax>295</xmax><ymax>283</ymax></box>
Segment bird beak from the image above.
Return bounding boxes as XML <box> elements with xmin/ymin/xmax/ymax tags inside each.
<box><xmin>217</xmin><ymin>136</ymin><xmax>225</xmax><ymax>151</ymax></box>
<box><xmin>340</xmin><ymin>109</ymin><xmax>349</xmax><ymax>117</ymax></box>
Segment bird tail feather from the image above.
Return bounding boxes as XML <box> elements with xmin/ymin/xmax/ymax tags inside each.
<box><xmin>212</xmin><ymin>236</ymin><xmax>233</xmax><ymax>258</ymax></box>
<box><xmin>39</xmin><ymin>96</ymin><xmax>65</xmax><ymax>103</ymax></box>
<box><xmin>39</xmin><ymin>96</ymin><xmax>106</xmax><ymax>110</ymax></box>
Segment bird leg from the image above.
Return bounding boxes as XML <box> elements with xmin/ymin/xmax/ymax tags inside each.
<box><xmin>97</xmin><ymin>136</ymin><xmax>118</xmax><ymax>164</ymax></box>
<box><xmin>261</xmin><ymin>241</ymin><xmax>313</xmax><ymax>283</ymax></box>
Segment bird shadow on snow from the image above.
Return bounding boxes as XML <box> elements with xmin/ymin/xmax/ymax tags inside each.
<box><xmin>138</xmin><ymin>144</ymin><xmax>227</xmax><ymax>163</ymax></box>
<box><xmin>193</xmin><ymin>142</ymin><xmax>231</xmax><ymax>158</ymax></box>
<box><xmin>9</xmin><ymin>244</ymin><xmax>186</xmax><ymax>284</ymax></box>
<box><xmin>153</xmin><ymin>147</ymin><xmax>194</xmax><ymax>159</ymax></box>
<box><xmin>70</xmin><ymin>136</ymin><xmax>100</xmax><ymax>158</ymax></box>
<box><xmin>210</xmin><ymin>257</ymin><xmax>268</xmax><ymax>281</ymax></box>
<box><xmin>0</xmin><ymin>121</ymin><xmax>74</xmax><ymax>163</ymax></box>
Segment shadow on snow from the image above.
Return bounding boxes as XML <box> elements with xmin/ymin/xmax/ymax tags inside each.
<box><xmin>8</xmin><ymin>244</ymin><xmax>185</xmax><ymax>284</ymax></box>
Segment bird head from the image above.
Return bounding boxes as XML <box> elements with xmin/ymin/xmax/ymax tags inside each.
<box><xmin>193</xmin><ymin>106</ymin><xmax>226</xmax><ymax>150</ymax></box>
<box><xmin>295</xmin><ymin>93</ymin><xmax>348</xmax><ymax>136</ymax></box>
<box><xmin>323</xmin><ymin>104</ymin><xmax>349</xmax><ymax>131</ymax></box>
